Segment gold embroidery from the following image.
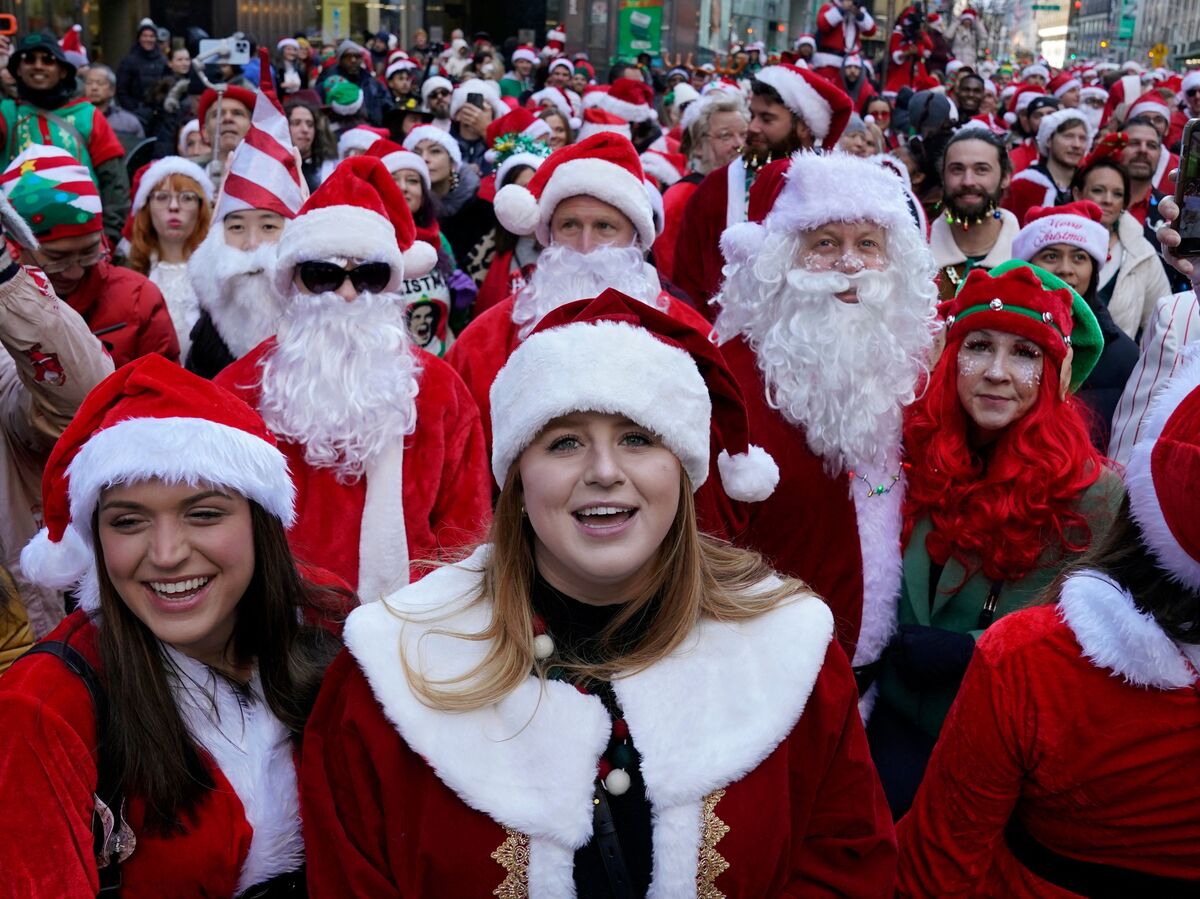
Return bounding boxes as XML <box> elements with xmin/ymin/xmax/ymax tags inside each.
<box><xmin>491</xmin><ymin>826</ymin><xmax>530</xmax><ymax>898</ymax></box>
<box><xmin>696</xmin><ymin>788</ymin><xmax>731</xmax><ymax>897</ymax></box>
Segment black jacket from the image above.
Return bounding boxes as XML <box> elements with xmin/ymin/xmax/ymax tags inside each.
<box><xmin>116</xmin><ymin>45</ymin><xmax>170</xmax><ymax>124</ymax></box>
<box><xmin>185</xmin><ymin>310</ymin><xmax>236</xmax><ymax>380</ymax></box>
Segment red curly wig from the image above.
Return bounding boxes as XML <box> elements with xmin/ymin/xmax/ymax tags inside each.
<box><xmin>902</xmin><ymin>349</ymin><xmax>1105</xmax><ymax>583</ymax></box>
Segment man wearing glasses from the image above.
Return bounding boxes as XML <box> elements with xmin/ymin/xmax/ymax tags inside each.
<box><xmin>420</xmin><ymin>76</ymin><xmax>454</xmax><ymax>132</ymax></box>
<box><xmin>0</xmin><ymin>145</ymin><xmax>177</xmax><ymax>368</ymax></box>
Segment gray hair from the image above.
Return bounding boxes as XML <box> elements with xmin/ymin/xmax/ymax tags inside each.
<box><xmin>89</xmin><ymin>64</ymin><xmax>117</xmax><ymax>87</ymax></box>
<box><xmin>681</xmin><ymin>95</ymin><xmax>749</xmax><ymax>174</ymax></box>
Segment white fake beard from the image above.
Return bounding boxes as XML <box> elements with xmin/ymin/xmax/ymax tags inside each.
<box><xmin>187</xmin><ymin>226</ymin><xmax>285</xmax><ymax>359</ymax></box>
<box><xmin>714</xmin><ymin>230</ymin><xmax>938</xmax><ymax>473</ymax></box>
<box><xmin>512</xmin><ymin>244</ymin><xmax>665</xmax><ymax>340</ymax></box>
<box><xmin>258</xmin><ymin>290</ymin><xmax>421</xmax><ymax>484</ymax></box>
<box><xmin>1078</xmin><ymin>104</ymin><xmax>1103</xmax><ymax>134</ymax></box>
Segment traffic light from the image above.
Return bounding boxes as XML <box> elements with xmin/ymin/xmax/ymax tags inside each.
<box><xmin>1100</xmin><ymin>40</ymin><xmax>1108</xmax><ymax>48</ymax></box>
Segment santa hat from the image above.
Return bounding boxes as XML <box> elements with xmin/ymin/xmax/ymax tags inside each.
<box><xmin>366</xmin><ymin>139</ymin><xmax>431</xmax><ymax>191</ymax></box>
<box><xmin>277</xmin><ymin>37</ymin><xmax>300</xmax><ymax>51</ymax></box>
<box><xmin>1013</xmin><ymin>201</ymin><xmax>1108</xmax><ymax>268</ymax></box>
<box><xmin>1102</xmin><ymin>74</ymin><xmax>1143</xmax><ymax>126</ymax></box>
<box><xmin>1005</xmin><ymin>83</ymin><xmax>1046</xmax><ymax>125</ymax></box>
<box><xmin>1022</xmin><ymin>63</ymin><xmax>1050</xmax><ymax>82</ymax></box>
<box><xmin>667</xmin><ymin>82</ymin><xmax>701</xmax><ymax>113</ymax></box>
<box><xmin>511</xmin><ymin>44</ymin><xmax>539</xmax><ymax>66</ymax></box>
<box><xmin>0</xmin><ymin>145</ymin><xmax>102</xmax><ymax>242</ymax></box>
<box><xmin>486</xmin><ymin>107</ymin><xmax>552</xmax><ymax>154</ymax></box>
<box><xmin>490</xmin><ymin>289</ymin><xmax>779</xmax><ymax>502</ymax></box>
<box><xmin>1080</xmin><ymin>85</ymin><xmax>1108</xmax><ymax>103</ymax></box>
<box><xmin>1126</xmin><ymin>89</ymin><xmax>1171</xmax><ymax>123</ymax></box>
<box><xmin>794</xmin><ymin>34</ymin><xmax>816</xmax><ymax>50</ymax></box>
<box><xmin>421</xmin><ymin>76</ymin><xmax>454</xmax><ymax>105</ymax></box>
<box><xmin>596</xmin><ymin>77</ymin><xmax>658</xmax><ymax>123</ymax></box>
<box><xmin>544</xmin><ymin>25</ymin><xmax>567</xmax><ymax>55</ymax></box>
<box><xmin>338</xmin><ymin>125</ymin><xmax>383</xmax><ymax>158</ymax></box>
<box><xmin>753</xmin><ymin>64</ymin><xmax>853</xmax><ymax>146</ymax></box>
<box><xmin>1183</xmin><ymin>71</ymin><xmax>1200</xmax><ymax>96</ymax></box>
<box><xmin>1035</xmin><ymin>107</ymin><xmax>1093</xmax><ymax>157</ymax></box>
<box><xmin>403</xmin><ymin>123</ymin><xmax>463</xmax><ymax>169</ymax></box>
<box><xmin>177</xmin><ymin>119</ymin><xmax>201</xmax><ymax>156</ymax></box>
<box><xmin>272</xmin><ymin>155</ymin><xmax>438</xmax><ymax>298</ymax></box>
<box><xmin>59</xmin><ymin>25</ymin><xmax>88</xmax><ymax>70</ymax></box>
<box><xmin>19</xmin><ymin>355</ymin><xmax>295</xmax><ymax>613</ymax></box>
<box><xmin>945</xmin><ymin>59</ymin><xmax>964</xmax><ymax>78</ymax></box>
<box><xmin>128</xmin><ymin>156</ymin><xmax>213</xmax><ymax>221</ymax></box>
<box><xmin>1124</xmin><ymin>349</ymin><xmax>1200</xmax><ymax>591</ymax></box>
<box><xmin>959</xmin><ymin>6</ymin><xmax>978</xmax><ymax>18</ymax></box>
<box><xmin>547</xmin><ymin>57</ymin><xmax>574</xmax><ymax>76</ymax></box>
<box><xmin>386</xmin><ymin>58</ymin><xmax>417</xmax><ymax>79</ymax></box>
<box><xmin>576</xmin><ymin>106</ymin><xmax>632</xmax><ymax>140</ymax></box>
<box><xmin>531</xmin><ymin>86</ymin><xmax>582</xmax><ymax>129</ymax></box>
<box><xmin>1048</xmin><ymin>72</ymin><xmax>1081</xmax><ymax>98</ymax></box>
<box><xmin>450</xmin><ymin>78</ymin><xmax>508</xmax><ymax>119</ymax></box>
<box><xmin>1079</xmin><ymin>131</ymin><xmax>1126</xmax><ymax>171</ymax></box>
<box><xmin>640</xmin><ymin>149</ymin><xmax>687</xmax><ymax>187</ymax></box>
<box><xmin>196</xmin><ymin>85</ymin><xmax>258</xmax><ymax>126</ymax></box>
<box><xmin>493</xmin><ymin>132</ymin><xmax>657</xmax><ymax>248</ymax></box>
<box><xmin>326</xmin><ymin>79</ymin><xmax>364</xmax><ymax>116</ymax></box>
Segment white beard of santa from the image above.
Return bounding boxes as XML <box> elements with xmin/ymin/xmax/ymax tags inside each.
<box><xmin>258</xmin><ymin>288</ymin><xmax>421</xmax><ymax>484</ymax></box>
<box><xmin>188</xmin><ymin>225</ymin><xmax>286</xmax><ymax>359</ymax></box>
<box><xmin>714</xmin><ymin>226</ymin><xmax>938</xmax><ymax>476</ymax></box>
<box><xmin>511</xmin><ymin>243</ymin><xmax>665</xmax><ymax>340</ymax></box>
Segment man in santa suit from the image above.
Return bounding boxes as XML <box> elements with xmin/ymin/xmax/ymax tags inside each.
<box><xmin>885</xmin><ymin>5</ymin><xmax>935</xmax><ymax>95</ymax></box>
<box><xmin>445</xmin><ymin>132</ymin><xmax>710</xmax><ymax>456</ymax></box>
<box><xmin>1002</xmin><ymin>107</ymin><xmax>1093</xmax><ymax>227</ymax></box>
<box><xmin>216</xmin><ymin>156</ymin><xmax>491</xmax><ymax>600</ymax></box>
<box><xmin>814</xmin><ymin>0</ymin><xmax>878</xmax><ymax>82</ymax></box>
<box><xmin>672</xmin><ymin>64</ymin><xmax>852</xmax><ymax>313</ymax></box>
<box><xmin>704</xmin><ymin>151</ymin><xmax>938</xmax><ymax>684</ymax></box>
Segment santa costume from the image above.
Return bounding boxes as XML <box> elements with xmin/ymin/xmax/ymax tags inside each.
<box><xmin>672</xmin><ymin>65</ymin><xmax>852</xmax><ymax>312</ymax></box>
<box><xmin>814</xmin><ymin>0</ymin><xmax>878</xmax><ymax>81</ymax></box>
<box><xmin>216</xmin><ymin>156</ymin><xmax>491</xmax><ymax>600</ymax></box>
<box><xmin>301</xmin><ymin>290</ymin><xmax>896</xmax><ymax>897</ymax></box>
<box><xmin>885</xmin><ymin>6</ymin><xmax>936</xmax><ymax>94</ymax></box>
<box><xmin>2</xmin><ymin>355</ymin><xmax>327</xmax><ymax>896</ymax></box>
<box><xmin>897</xmin><ymin>351</ymin><xmax>1200</xmax><ymax>897</ymax></box>
<box><xmin>707</xmin><ymin>152</ymin><xmax>939</xmax><ymax>670</ymax></box>
<box><xmin>1003</xmin><ymin>107</ymin><xmax>1094</xmax><ymax>227</ymax></box>
<box><xmin>445</xmin><ymin>132</ymin><xmax>711</xmax><ymax>458</ymax></box>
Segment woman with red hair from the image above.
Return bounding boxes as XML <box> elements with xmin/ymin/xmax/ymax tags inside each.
<box><xmin>868</xmin><ymin>261</ymin><xmax>1124</xmax><ymax>817</ymax></box>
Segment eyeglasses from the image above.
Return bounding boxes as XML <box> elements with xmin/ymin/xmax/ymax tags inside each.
<box><xmin>297</xmin><ymin>261</ymin><xmax>392</xmax><ymax>294</ymax></box>
<box><xmin>707</xmin><ymin>130</ymin><xmax>747</xmax><ymax>143</ymax></box>
<box><xmin>149</xmin><ymin>191</ymin><xmax>202</xmax><ymax>207</ymax></box>
<box><xmin>37</xmin><ymin>244</ymin><xmax>106</xmax><ymax>273</ymax></box>
<box><xmin>1189</xmin><ymin>88</ymin><xmax>1200</xmax><ymax>98</ymax></box>
<box><xmin>428</xmin><ymin>88</ymin><xmax>451</xmax><ymax>99</ymax></box>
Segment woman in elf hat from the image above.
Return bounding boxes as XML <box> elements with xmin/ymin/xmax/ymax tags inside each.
<box><xmin>868</xmin><ymin>262</ymin><xmax>1124</xmax><ymax>818</ymax></box>
<box><xmin>897</xmin><ymin>351</ymin><xmax>1200</xmax><ymax>896</ymax></box>
<box><xmin>0</xmin><ymin>355</ymin><xmax>348</xmax><ymax>895</ymax></box>
<box><xmin>301</xmin><ymin>289</ymin><xmax>897</xmax><ymax>896</ymax></box>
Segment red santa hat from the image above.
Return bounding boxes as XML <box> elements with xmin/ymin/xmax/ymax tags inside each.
<box><xmin>753</xmin><ymin>64</ymin><xmax>853</xmax><ymax>146</ymax></box>
<box><xmin>493</xmin><ymin>132</ymin><xmax>658</xmax><ymax>249</ymax></box>
<box><xmin>794</xmin><ymin>34</ymin><xmax>816</xmax><ymax>50</ymax></box>
<box><xmin>1126</xmin><ymin>89</ymin><xmax>1171</xmax><ymax>123</ymax></box>
<box><xmin>547</xmin><ymin>57</ymin><xmax>575</xmax><ymax>76</ymax></box>
<box><xmin>59</xmin><ymin>24</ymin><xmax>88</xmax><ymax>69</ymax></box>
<box><xmin>1021</xmin><ymin>62</ymin><xmax>1050</xmax><ymax>82</ymax></box>
<box><xmin>1005</xmin><ymin>83</ymin><xmax>1046</xmax><ymax>125</ymax></box>
<box><xmin>366</xmin><ymin>139</ymin><xmax>431</xmax><ymax>191</ymax></box>
<box><xmin>338</xmin><ymin>125</ymin><xmax>384</xmax><ymax>158</ymax></box>
<box><xmin>1183</xmin><ymin>71</ymin><xmax>1200</xmax><ymax>96</ymax></box>
<box><xmin>386</xmin><ymin>58</ymin><xmax>418</xmax><ymax>79</ymax></box>
<box><xmin>20</xmin><ymin>355</ymin><xmax>295</xmax><ymax>612</ymax></box>
<box><xmin>1102</xmin><ymin>74</ymin><xmax>1143</xmax><ymax>126</ymax></box>
<box><xmin>273</xmin><ymin>155</ymin><xmax>437</xmax><ymax>298</ymax></box>
<box><xmin>120</xmin><ymin>156</ymin><xmax>216</xmax><ymax>250</ymax></box>
<box><xmin>1035</xmin><ymin>107</ymin><xmax>1094</xmax><ymax>157</ymax></box>
<box><xmin>1079</xmin><ymin>85</ymin><xmax>1108</xmax><ymax>104</ymax></box>
<box><xmin>576</xmin><ymin>106</ymin><xmax>632</xmax><ymax>140</ymax></box>
<box><xmin>402</xmin><ymin>123</ymin><xmax>463</xmax><ymax>169</ymax></box>
<box><xmin>1012</xmin><ymin>201</ymin><xmax>1108</xmax><ymax>268</ymax></box>
<box><xmin>959</xmin><ymin>6</ymin><xmax>978</xmax><ymax>18</ymax></box>
<box><xmin>490</xmin><ymin>289</ymin><xmax>779</xmax><ymax>502</ymax></box>
<box><xmin>530</xmin><ymin>85</ymin><xmax>582</xmax><ymax>129</ymax></box>
<box><xmin>640</xmin><ymin>148</ymin><xmax>687</xmax><ymax>187</ymax></box>
<box><xmin>450</xmin><ymin>78</ymin><xmax>508</xmax><ymax>119</ymax></box>
<box><xmin>596</xmin><ymin>77</ymin><xmax>658</xmax><ymax>123</ymax></box>
<box><xmin>196</xmin><ymin>85</ymin><xmax>258</xmax><ymax>127</ymax></box>
<box><xmin>543</xmin><ymin>25</ymin><xmax>567</xmax><ymax>55</ymax></box>
<box><xmin>1125</xmin><ymin>349</ymin><xmax>1200</xmax><ymax>591</ymax></box>
<box><xmin>511</xmin><ymin>44</ymin><xmax>539</xmax><ymax>66</ymax></box>
<box><xmin>1048</xmin><ymin>71</ymin><xmax>1081</xmax><ymax>98</ymax></box>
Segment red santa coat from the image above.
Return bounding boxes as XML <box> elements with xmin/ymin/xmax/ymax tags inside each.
<box><xmin>885</xmin><ymin>30</ymin><xmax>935</xmax><ymax>94</ymax></box>
<box><xmin>814</xmin><ymin>3</ymin><xmax>879</xmax><ymax>80</ymax></box>
<box><xmin>301</xmin><ymin>546</ymin><xmax>897</xmax><ymax>897</ymax></box>
<box><xmin>0</xmin><ymin>613</ymin><xmax>302</xmax><ymax>897</ymax></box>
<box><xmin>673</xmin><ymin>159</ymin><xmax>756</xmax><ymax>314</ymax></box>
<box><xmin>216</xmin><ymin>340</ymin><xmax>491</xmax><ymax>597</ymax></box>
<box><xmin>1009</xmin><ymin>139</ymin><xmax>1038</xmax><ymax>174</ymax></box>
<box><xmin>61</xmin><ymin>260</ymin><xmax>180</xmax><ymax>367</ymax></box>
<box><xmin>651</xmin><ymin>174</ymin><xmax>702</xmax><ymax>282</ymax></box>
<box><xmin>896</xmin><ymin>571</ymin><xmax>1200</xmax><ymax>897</ymax></box>
<box><xmin>1003</xmin><ymin>166</ymin><xmax>1066</xmax><ymax>228</ymax></box>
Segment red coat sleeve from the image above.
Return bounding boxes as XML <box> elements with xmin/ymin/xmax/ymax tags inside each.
<box><xmin>134</xmin><ymin>277</ymin><xmax>182</xmax><ymax>363</ymax></box>
<box><xmin>425</xmin><ymin>361</ymin><xmax>492</xmax><ymax>559</ymax></box>
<box><xmin>88</xmin><ymin>109</ymin><xmax>126</xmax><ymax>168</ymax></box>
<box><xmin>673</xmin><ymin>168</ymin><xmax>727</xmax><ymax>314</ymax></box>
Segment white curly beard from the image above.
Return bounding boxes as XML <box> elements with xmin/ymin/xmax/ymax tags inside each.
<box><xmin>511</xmin><ymin>244</ymin><xmax>666</xmax><ymax>340</ymax></box>
<box><xmin>187</xmin><ymin>226</ymin><xmax>285</xmax><ymax>359</ymax></box>
<box><xmin>713</xmin><ymin>228</ymin><xmax>939</xmax><ymax>474</ymax></box>
<box><xmin>258</xmin><ymin>290</ymin><xmax>422</xmax><ymax>484</ymax></box>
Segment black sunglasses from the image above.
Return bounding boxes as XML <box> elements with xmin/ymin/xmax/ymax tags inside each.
<box><xmin>297</xmin><ymin>261</ymin><xmax>392</xmax><ymax>294</ymax></box>
<box><xmin>1189</xmin><ymin>88</ymin><xmax>1200</xmax><ymax>98</ymax></box>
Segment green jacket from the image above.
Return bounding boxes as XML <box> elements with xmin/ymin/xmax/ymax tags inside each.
<box><xmin>876</xmin><ymin>467</ymin><xmax>1124</xmax><ymax>739</ymax></box>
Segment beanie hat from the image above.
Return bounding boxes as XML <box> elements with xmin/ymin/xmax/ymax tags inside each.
<box><xmin>941</xmin><ymin>260</ymin><xmax>1103</xmax><ymax>393</ymax></box>
<box><xmin>1125</xmin><ymin>349</ymin><xmax>1200</xmax><ymax>591</ymax></box>
<box><xmin>327</xmin><ymin>79</ymin><xmax>365</xmax><ymax>116</ymax></box>
<box><xmin>273</xmin><ymin>155</ymin><xmax>438</xmax><ymax>297</ymax></box>
<box><xmin>753</xmin><ymin>64</ymin><xmax>853</xmax><ymax>146</ymax></box>
<box><xmin>338</xmin><ymin>124</ymin><xmax>383</xmax><ymax>157</ymax></box>
<box><xmin>420</xmin><ymin>75</ymin><xmax>454</xmax><ymax>106</ymax></box>
<box><xmin>1035</xmin><ymin>107</ymin><xmax>1093</xmax><ymax>157</ymax></box>
<box><xmin>7</xmin><ymin>32</ymin><xmax>75</xmax><ymax>80</ymax></box>
<box><xmin>450</xmin><ymin>78</ymin><xmax>508</xmax><ymax>119</ymax></box>
<box><xmin>596</xmin><ymin>77</ymin><xmax>658</xmax><ymax>123</ymax></box>
<box><xmin>490</xmin><ymin>288</ymin><xmax>779</xmax><ymax>502</ymax></box>
<box><xmin>493</xmin><ymin>132</ymin><xmax>658</xmax><ymax>248</ymax></box>
<box><xmin>511</xmin><ymin>44</ymin><xmax>539</xmax><ymax>66</ymax></box>
<box><xmin>59</xmin><ymin>25</ymin><xmax>88</xmax><ymax>70</ymax></box>
<box><xmin>402</xmin><ymin>123</ymin><xmax>463</xmax><ymax>169</ymax></box>
<box><xmin>20</xmin><ymin>355</ymin><xmax>295</xmax><ymax>612</ymax></box>
<box><xmin>0</xmin><ymin>145</ymin><xmax>102</xmax><ymax>242</ymax></box>
<box><xmin>1126</xmin><ymin>89</ymin><xmax>1171</xmax><ymax>123</ymax></box>
<box><xmin>196</xmin><ymin>85</ymin><xmax>258</xmax><ymax>126</ymax></box>
<box><xmin>640</xmin><ymin>149</ymin><xmax>687</xmax><ymax>187</ymax></box>
<box><xmin>531</xmin><ymin>85</ymin><xmax>582</xmax><ymax>128</ymax></box>
<box><xmin>576</xmin><ymin>106</ymin><xmax>631</xmax><ymax>140</ymax></box>
<box><xmin>1013</xmin><ymin>201</ymin><xmax>1108</xmax><ymax>268</ymax></box>
<box><xmin>366</xmin><ymin>139</ymin><xmax>431</xmax><ymax>191</ymax></box>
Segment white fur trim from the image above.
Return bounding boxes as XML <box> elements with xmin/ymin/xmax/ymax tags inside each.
<box><xmin>575</xmin><ymin>118</ymin><xmax>630</xmax><ymax>141</ymax></box>
<box><xmin>1022</xmin><ymin>63</ymin><xmax>1049</xmax><ymax>81</ymax></box>
<box><xmin>403</xmin><ymin>125</ymin><xmax>462</xmax><ymax>168</ymax></box>
<box><xmin>1183</xmin><ymin>71</ymin><xmax>1200</xmax><ymax>95</ymax></box>
<box><xmin>754</xmin><ymin>66</ymin><xmax>832</xmax><ymax>139</ymax></box>
<box><xmin>531</xmin><ymin>87</ymin><xmax>579</xmax><ymax>125</ymax></box>
<box><xmin>533</xmin><ymin>156</ymin><xmax>657</xmax><ymax>249</ymax></box>
<box><xmin>273</xmin><ymin>205</ymin><xmax>406</xmax><ymax>297</ymax></box>
<box><xmin>420</xmin><ymin>76</ymin><xmax>453</xmax><ymax>102</ymax></box>
<box><xmin>548</xmin><ymin>57</ymin><xmax>573</xmax><ymax>75</ymax></box>
<box><xmin>337</xmin><ymin>127</ymin><xmax>378</xmax><ymax>158</ymax></box>
<box><xmin>356</xmin><ymin>439</ymin><xmax>409</xmax><ymax>600</ymax></box>
<box><xmin>849</xmin><ymin>454</ymin><xmax>905</xmax><ymax>669</ymax></box>
<box><xmin>1035</xmin><ymin>107</ymin><xmax>1094</xmax><ymax>157</ymax></box>
<box><xmin>511</xmin><ymin>47</ymin><xmax>539</xmax><ymax>65</ymax></box>
<box><xmin>1052</xmin><ymin>77</ymin><xmax>1081</xmax><ymax>98</ymax></box>
<box><xmin>19</xmin><ymin>524</ymin><xmax>90</xmax><ymax>591</ymax></box>
<box><xmin>495</xmin><ymin>152</ymin><xmax>547</xmax><ymax>191</ymax></box>
<box><xmin>1080</xmin><ymin>86</ymin><xmax>1108</xmax><ymax>102</ymax></box>
<box><xmin>1013</xmin><ymin>211</ymin><xmax>1109</xmax><ymax>267</ymax></box>
<box><xmin>596</xmin><ymin>91</ymin><xmax>657</xmax><ymax>124</ymax></box>
<box><xmin>378</xmin><ymin>150</ymin><xmax>430</xmax><ymax>191</ymax></box>
<box><xmin>639</xmin><ymin>151</ymin><xmax>682</xmax><ymax>186</ymax></box>
<box><xmin>765</xmin><ymin>150</ymin><xmax>917</xmax><ymax>235</ymax></box>
<box><xmin>331</xmin><ymin>91</ymin><xmax>365</xmax><ymax>117</ymax></box>
<box><xmin>490</xmin><ymin>320</ymin><xmax>712</xmax><ymax>487</ymax></box>
<box><xmin>450</xmin><ymin>79</ymin><xmax>508</xmax><ymax>120</ymax></box>
<box><xmin>493</xmin><ymin>183</ymin><xmax>541</xmax><ymax>235</ymax></box>
<box><xmin>176</xmin><ymin>119</ymin><xmax>200</xmax><ymax>156</ymax></box>
<box><xmin>132</xmin><ymin>157</ymin><xmax>215</xmax><ymax>215</ymax></box>
<box><xmin>402</xmin><ymin>240</ymin><xmax>438</xmax><ymax>279</ymax></box>
<box><xmin>1127</xmin><ymin>99</ymin><xmax>1169</xmax><ymax>122</ymax></box>
<box><xmin>716</xmin><ymin>445</ymin><xmax>779</xmax><ymax>502</ymax></box>
<box><xmin>719</xmin><ymin>220</ymin><xmax>764</xmax><ymax>266</ymax></box>
<box><xmin>725</xmin><ymin>155</ymin><xmax>747</xmax><ymax>229</ymax></box>
<box><xmin>1058</xmin><ymin>571</ymin><xmax>1196</xmax><ymax>689</ymax></box>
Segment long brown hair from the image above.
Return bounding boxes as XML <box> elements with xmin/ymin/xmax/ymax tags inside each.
<box><xmin>127</xmin><ymin>173</ymin><xmax>213</xmax><ymax>276</ymax></box>
<box><xmin>405</xmin><ymin>468</ymin><xmax>804</xmax><ymax>711</ymax></box>
<box><xmin>90</xmin><ymin>502</ymin><xmax>344</xmax><ymax>833</ymax></box>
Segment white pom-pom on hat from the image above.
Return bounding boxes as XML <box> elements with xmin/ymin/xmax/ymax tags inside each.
<box><xmin>718</xmin><ymin>446</ymin><xmax>780</xmax><ymax>503</ymax></box>
<box><xmin>402</xmin><ymin>240</ymin><xmax>439</xmax><ymax>279</ymax></box>
<box><xmin>494</xmin><ymin>183</ymin><xmax>541</xmax><ymax>236</ymax></box>
<box><xmin>20</xmin><ymin>524</ymin><xmax>90</xmax><ymax>590</ymax></box>
<box><xmin>720</xmin><ymin>222</ymin><xmax>767</xmax><ymax>267</ymax></box>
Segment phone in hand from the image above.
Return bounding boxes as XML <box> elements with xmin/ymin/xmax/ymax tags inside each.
<box><xmin>0</xmin><ymin>15</ymin><xmax>16</xmax><ymax>36</ymax></box>
<box><xmin>1173</xmin><ymin>118</ymin><xmax>1200</xmax><ymax>256</ymax></box>
<box><xmin>466</xmin><ymin>92</ymin><xmax>485</xmax><ymax>110</ymax></box>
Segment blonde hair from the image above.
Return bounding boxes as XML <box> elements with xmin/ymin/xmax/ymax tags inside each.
<box><xmin>403</xmin><ymin>468</ymin><xmax>804</xmax><ymax>712</ymax></box>
<box><xmin>128</xmin><ymin>173</ymin><xmax>213</xmax><ymax>276</ymax></box>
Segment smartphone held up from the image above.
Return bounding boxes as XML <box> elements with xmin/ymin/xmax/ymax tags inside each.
<box><xmin>1173</xmin><ymin>117</ymin><xmax>1200</xmax><ymax>256</ymax></box>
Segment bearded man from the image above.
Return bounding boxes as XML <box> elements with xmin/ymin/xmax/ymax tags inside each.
<box><xmin>706</xmin><ymin>151</ymin><xmax>938</xmax><ymax>687</ymax></box>
<box><xmin>216</xmin><ymin>157</ymin><xmax>490</xmax><ymax>598</ymax></box>
<box><xmin>446</xmin><ymin>132</ymin><xmax>709</xmax><ymax>455</ymax></box>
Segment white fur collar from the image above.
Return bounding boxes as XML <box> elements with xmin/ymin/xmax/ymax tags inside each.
<box><xmin>849</xmin><ymin>453</ymin><xmax>905</xmax><ymax>670</ymax></box>
<box><xmin>344</xmin><ymin>546</ymin><xmax>834</xmax><ymax>896</ymax></box>
<box><xmin>1058</xmin><ymin>571</ymin><xmax>1198</xmax><ymax>690</ymax></box>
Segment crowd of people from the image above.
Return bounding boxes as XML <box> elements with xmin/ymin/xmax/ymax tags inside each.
<box><xmin>0</xmin><ymin>5</ymin><xmax>1199</xmax><ymax>896</ymax></box>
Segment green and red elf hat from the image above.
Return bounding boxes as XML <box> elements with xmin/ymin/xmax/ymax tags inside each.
<box><xmin>940</xmin><ymin>260</ymin><xmax>1103</xmax><ymax>394</ymax></box>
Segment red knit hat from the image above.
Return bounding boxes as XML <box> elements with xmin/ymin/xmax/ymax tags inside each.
<box><xmin>20</xmin><ymin>355</ymin><xmax>295</xmax><ymax>612</ymax></box>
<box><xmin>1013</xmin><ymin>201</ymin><xmax>1108</xmax><ymax>267</ymax></box>
<box><xmin>196</xmin><ymin>85</ymin><xmax>258</xmax><ymax>127</ymax></box>
<box><xmin>273</xmin><ymin>155</ymin><xmax>438</xmax><ymax>297</ymax></box>
<box><xmin>493</xmin><ymin>132</ymin><xmax>658</xmax><ymax>248</ymax></box>
<box><xmin>596</xmin><ymin>77</ymin><xmax>658</xmax><ymax>123</ymax></box>
<box><xmin>489</xmin><ymin>288</ymin><xmax>779</xmax><ymax>501</ymax></box>
<box><xmin>1126</xmin><ymin>350</ymin><xmax>1200</xmax><ymax>590</ymax></box>
<box><xmin>753</xmin><ymin>64</ymin><xmax>853</xmax><ymax>146</ymax></box>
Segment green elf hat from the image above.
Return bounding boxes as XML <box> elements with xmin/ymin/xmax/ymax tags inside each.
<box><xmin>0</xmin><ymin>145</ymin><xmax>102</xmax><ymax>242</ymax></box>
<box><xmin>941</xmin><ymin>260</ymin><xmax>1102</xmax><ymax>394</ymax></box>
